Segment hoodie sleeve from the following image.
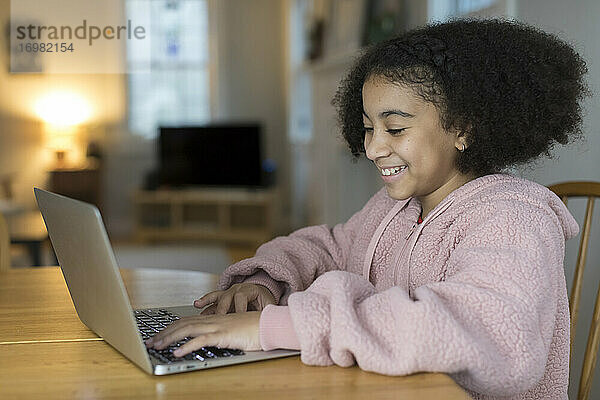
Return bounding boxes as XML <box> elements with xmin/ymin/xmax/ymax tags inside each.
<box><xmin>272</xmin><ymin>202</ymin><xmax>575</xmax><ymax>397</ymax></box>
<box><xmin>217</xmin><ymin>188</ymin><xmax>387</xmax><ymax>304</ymax></box>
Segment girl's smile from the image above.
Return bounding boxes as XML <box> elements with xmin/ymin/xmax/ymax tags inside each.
<box><xmin>379</xmin><ymin>165</ymin><xmax>408</xmax><ymax>183</ymax></box>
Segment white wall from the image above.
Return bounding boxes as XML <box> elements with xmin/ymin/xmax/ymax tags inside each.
<box><xmin>513</xmin><ymin>0</ymin><xmax>600</xmax><ymax>397</ymax></box>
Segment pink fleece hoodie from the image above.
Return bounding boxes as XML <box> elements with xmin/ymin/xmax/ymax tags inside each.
<box><xmin>218</xmin><ymin>173</ymin><xmax>578</xmax><ymax>399</ymax></box>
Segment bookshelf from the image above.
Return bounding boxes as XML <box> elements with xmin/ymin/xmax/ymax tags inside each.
<box><xmin>133</xmin><ymin>188</ymin><xmax>278</xmax><ymax>245</ymax></box>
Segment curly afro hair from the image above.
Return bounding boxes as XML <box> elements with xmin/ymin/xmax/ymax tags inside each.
<box><xmin>332</xmin><ymin>18</ymin><xmax>589</xmax><ymax>176</ymax></box>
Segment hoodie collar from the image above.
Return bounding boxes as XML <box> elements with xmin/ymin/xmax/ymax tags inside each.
<box><xmin>379</xmin><ymin>174</ymin><xmax>505</xmax><ymax>225</ymax></box>
<box><xmin>413</xmin><ymin>172</ymin><xmax>579</xmax><ymax>241</ymax></box>
<box><xmin>364</xmin><ymin>173</ymin><xmax>579</xmax><ymax>282</ymax></box>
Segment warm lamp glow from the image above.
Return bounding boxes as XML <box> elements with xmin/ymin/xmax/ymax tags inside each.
<box><xmin>43</xmin><ymin>123</ymin><xmax>81</xmax><ymax>169</ymax></box>
<box><xmin>34</xmin><ymin>91</ymin><xmax>93</xmax><ymax>169</ymax></box>
<box><xmin>45</xmin><ymin>124</ymin><xmax>78</xmax><ymax>150</ymax></box>
<box><xmin>34</xmin><ymin>91</ymin><xmax>92</xmax><ymax>126</ymax></box>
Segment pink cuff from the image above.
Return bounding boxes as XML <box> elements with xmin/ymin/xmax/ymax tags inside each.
<box><xmin>259</xmin><ymin>305</ymin><xmax>301</xmax><ymax>351</ymax></box>
<box><xmin>243</xmin><ymin>270</ymin><xmax>284</xmax><ymax>303</ymax></box>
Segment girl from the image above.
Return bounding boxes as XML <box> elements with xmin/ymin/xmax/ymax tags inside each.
<box><xmin>147</xmin><ymin>19</ymin><xmax>589</xmax><ymax>399</ymax></box>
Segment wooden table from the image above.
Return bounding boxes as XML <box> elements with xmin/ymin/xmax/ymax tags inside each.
<box><xmin>0</xmin><ymin>267</ymin><xmax>470</xmax><ymax>399</ymax></box>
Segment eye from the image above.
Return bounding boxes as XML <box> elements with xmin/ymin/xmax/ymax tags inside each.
<box><xmin>386</xmin><ymin>128</ymin><xmax>406</xmax><ymax>136</ymax></box>
<box><xmin>363</xmin><ymin>127</ymin><xmax>374</xmax><ymax>134</ymax></box>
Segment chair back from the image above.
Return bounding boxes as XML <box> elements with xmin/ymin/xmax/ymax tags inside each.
<box><xmin>0</xmin><ymin>211</ymin><xmax>10</xmax><ymax>271</ymax></box>
<box><xmin>547</xmin><ymin>181</ymin><xmax>600</xmax><ymax>400</ymax></box>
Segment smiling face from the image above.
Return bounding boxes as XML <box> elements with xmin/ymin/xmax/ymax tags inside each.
<box><xmin>362</xmin><ymin>75</ymin><xmax>476</xmax><ymax>218</ymax></box>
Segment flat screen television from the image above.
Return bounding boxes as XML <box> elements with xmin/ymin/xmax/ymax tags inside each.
<box><xmin>158</xmin><ymin>124</ymin><xmax>266</xmax><ymax>188</ymax></box>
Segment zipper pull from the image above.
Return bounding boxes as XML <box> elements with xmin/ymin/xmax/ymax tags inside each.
<box><xmin>405</xmin><ymin>223</ymin><xmax>417</xmax><ymax>240</ymax></box>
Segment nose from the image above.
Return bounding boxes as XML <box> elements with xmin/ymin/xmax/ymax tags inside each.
<box><xmin>365</xmin><ymin>129</ymin><xmax>392</xmax><ymax>161</ymax></box>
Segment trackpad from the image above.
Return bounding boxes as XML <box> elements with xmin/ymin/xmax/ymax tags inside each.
<box><xmin>162</xmin><ymin>304</ymin><xmax>204</xmax><ymax>317</ymax></box>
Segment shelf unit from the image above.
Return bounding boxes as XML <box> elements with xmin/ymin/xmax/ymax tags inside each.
<box><xmin>133</xmin><ymin>188</ymin><xmax>278</xmax><ymax>245</ymax></box>
<box><xmin>49</xmin><ymin>168</ymin><xmax>102</xmax><ymax>210</ymax></box>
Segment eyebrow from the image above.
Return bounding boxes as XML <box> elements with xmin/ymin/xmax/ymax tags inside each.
<box><xmin>362</xmin><ymin>109</ymin><xmax>415</xmax><ymax>119</ymax></box>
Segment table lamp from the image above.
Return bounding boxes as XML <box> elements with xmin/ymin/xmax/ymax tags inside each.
<box><xmin>44</xmin><ymin>123</ymin><xmax>80</xmax><ymax>169</ymax></box>
<box><xmin>34</xmin><ymin>91</ymin><xmax>91</xmax><ymax>169</ymax></box>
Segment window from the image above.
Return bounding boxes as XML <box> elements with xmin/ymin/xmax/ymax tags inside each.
<box><xmin>126</xmin><ymin>0</ymin><xmax>211</xmax><ymax>138</ymax></box>
<box><xmin>456</xmin><ymin>0</ymin><xmax>496</xmax><ymax>14</ymax></box>
<box><xmin>428</xmin><ymin>0</ymin><xmax>508</xmax><ymax>22</ymax></box>
<box><xmin>288</xmin><ymin>0</ymin><xmax>313</xmax><ymax>144</ymax></box>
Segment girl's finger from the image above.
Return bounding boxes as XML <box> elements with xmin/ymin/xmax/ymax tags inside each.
<box><xmin>146</xmin><ymin>320</ymin><xmax>189</xmax><ymax>349</ymax></box>
<box><xmin>234</xmin><ymin>292</ymin><xmax>248</xmax><ymax>313</ymax></box>
<box><xmin>215</xmin><ymin>293</ymin><xmax>234</xmax><ymax>315</ymax></box>
<box><xmin>194</xmin><ymin>291</ymin><xmax>221</xmax><ymax>308</ymax></box>
<box><xmin>259</xmin><ymin>295</ymin><xmax>276</xmax><ymax>309</ymax></box>
<box><xmin>173</xmin><ymin>333</ymin><xmax>220</xmax><ymax>357</ymax></box>
<box><xmin>145</xmin><ymin>318</ymin><xmax>187</xmax><ymax>347</ymax></box>
<box><xmin>152</xmin><ymin>323</ymin><xmax>198</xmax><ymax>350</ymax></box>
<box><xmin>200</xmin><ymin>304</ymin><xmax>217</xmax><ymax>315</ymax></box>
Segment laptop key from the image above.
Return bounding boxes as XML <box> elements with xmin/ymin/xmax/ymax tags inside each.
<box><xmin>210</xmin><ymin>348</ymin><xmax>233</xmax><ymax>357</ymax></box>
<box><xmin>200</xmin><ymin>349</ymin><xmax>217</xmax><ymax>358</ymax></box>
<box><xmin>148</xmin><ymin>349</ymin><xmax>171</xmax><ymax>363</ymax></box>
<box><xmin>143</xmin><ymin>309</ymin><xmax>164</xmax><ymax>317</ymax></box>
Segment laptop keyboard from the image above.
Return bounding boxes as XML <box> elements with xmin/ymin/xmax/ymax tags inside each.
<box><xmin>134</xmin><ymin>308</ymin><xmax>245</xmax><ymax>363</ymax></box>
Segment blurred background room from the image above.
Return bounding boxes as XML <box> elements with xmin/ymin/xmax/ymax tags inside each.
<box><xmin>0</xmin><ymin>0</ymin><xmax>599</xmax><ymax>396</ymax></box>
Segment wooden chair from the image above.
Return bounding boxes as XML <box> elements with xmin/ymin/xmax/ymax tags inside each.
<box><xmin>0</xmin><ymin>211</ymin><xmax>10</xmax><ymax>272</ymax></box>
<box><xmin>548</xmin><ymin>181</ymin><xmax>600</xmax><ymax>400</ymax></box>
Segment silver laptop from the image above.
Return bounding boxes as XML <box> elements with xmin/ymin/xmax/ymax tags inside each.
<box><xmin>34</xmin><ymin>188</ymin><xmax>299</xmax><ymax>375</ymax></box>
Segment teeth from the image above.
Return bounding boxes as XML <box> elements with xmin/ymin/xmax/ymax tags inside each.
<box><xmin>381</xmin><ymin>166</ymin><xmax>406</xmax><ymax>176</ymax></box>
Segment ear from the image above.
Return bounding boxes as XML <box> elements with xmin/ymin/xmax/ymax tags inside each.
<box><xmin>453</xmin><ymin>124</ymin><xmax>471</xmax><ymax>151</ymax></box>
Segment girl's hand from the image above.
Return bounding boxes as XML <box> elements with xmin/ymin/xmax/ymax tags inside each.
<box><xmin>194</xmin><ymin>283</ymin><xmax>276</xmax><ymax>315</ymax></box>
<box><xmin>145</xmin><ymin>311</ymin><xmax>261</xmax><ymax>356</ymax></box>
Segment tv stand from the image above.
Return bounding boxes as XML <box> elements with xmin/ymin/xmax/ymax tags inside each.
<box><xmin>133</xmin><ymin>187</ymin><xmax>278</xmax><ymax>245</ymax></box>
